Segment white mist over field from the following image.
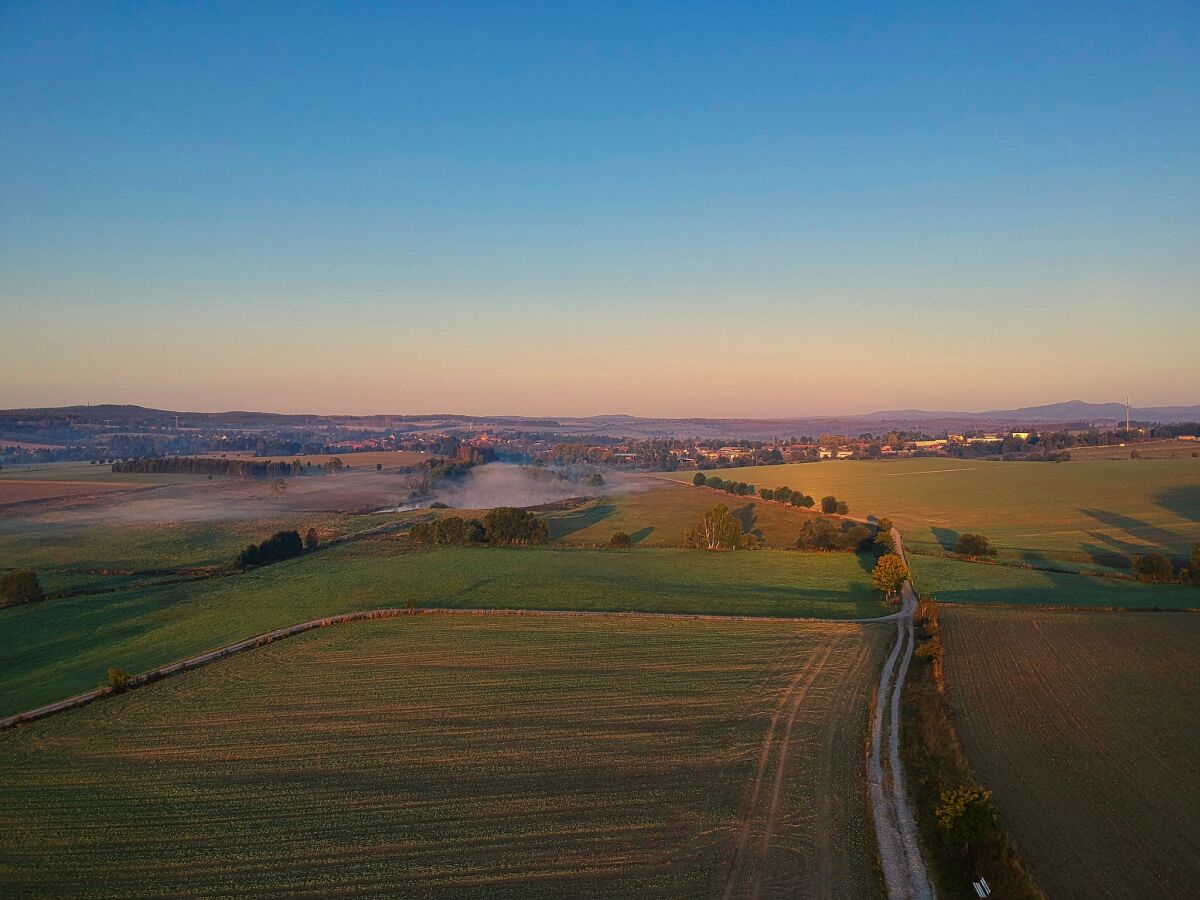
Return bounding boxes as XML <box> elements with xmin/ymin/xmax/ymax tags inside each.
<box><xmin>2</xmin><ymin>463</ymin><xmax>629</xmax><ymax>530</ymax></box>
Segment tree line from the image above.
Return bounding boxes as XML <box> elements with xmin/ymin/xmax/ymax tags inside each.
<box><xmin>692</xmin><ymin>473</ymin><xmax>845</xmax><ymax>513</ymax></box>
<box><xmin>114</xmin><ymin>457</ymin><xmax>299</xmax><ymax>478</ymax></box>
<box><xmin>409</xmin><ymin>507</ymin><xmax>548</xmax><ymax>547</ymax></box>
<box><xmin>235</xmin><ymin>528</ymin><xmax>319</xmax><ymax>568</ymax></box>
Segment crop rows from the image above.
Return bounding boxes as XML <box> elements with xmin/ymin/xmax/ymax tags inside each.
<box><xmin>940</xmin><ymin>606</ymin><xmax>1200</xmax><ymax>899</ymax></box>
<box><xmin>0</xmin><ymin>614</ymin><xmax>887</xmax><ymax>897</ymax></box>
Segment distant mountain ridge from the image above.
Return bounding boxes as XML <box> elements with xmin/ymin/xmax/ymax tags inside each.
<box><xmin>2</xmin><ymin>400</ymin><xmax>1197</xmax><ymax>441</ymax></box>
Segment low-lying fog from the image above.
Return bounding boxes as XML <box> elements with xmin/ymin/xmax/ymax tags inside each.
<box><xmin>5</xmin><ymin>463</ymin><xmax>636</xmax><ymax>529</ymax></box>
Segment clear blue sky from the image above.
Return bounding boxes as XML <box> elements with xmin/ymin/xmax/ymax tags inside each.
<box><xmin>2</xmin><ymin>1</ymin><xmax>1197</xmax><ymax>416</ymax></box>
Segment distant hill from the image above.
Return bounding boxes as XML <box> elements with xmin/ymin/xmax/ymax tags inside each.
<box><xmin>2</xmin><ymin>400</ymin><xmax>1197</xmax><ymax>440</ymax></box>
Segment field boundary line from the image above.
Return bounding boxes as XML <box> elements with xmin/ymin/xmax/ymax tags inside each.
<box><xmin>0</xmin><ymin>605</ymin><xmax>900</xmax><ymax>733</ymax></box>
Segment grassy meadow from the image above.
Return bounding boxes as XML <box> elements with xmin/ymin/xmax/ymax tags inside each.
<box><xmin>0</xmin><ymin>542</ymin><xmax>886</xmax><ymax>717</ymax></box>
<box><xmin>0</xmin><ymin>615</ymin><xmax>888</xmax><ymax>898</ymax></box>
<box><xmin>940</xmin><ymin>606</ymin><xmax>1200</xmax><ymax>899</ymax></box>
<box><xmin>547</xmin><ymin>477</ymin><xmax>827</xmax><ymax>548</ymax></box>
<box><xmin>667</xmin><ymin>457</ymin><xmax>1200</xmax><ymax>604</ymax></box>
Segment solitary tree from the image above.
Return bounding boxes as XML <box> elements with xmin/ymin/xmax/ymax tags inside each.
<box><xmin>821</xmin><ymin>495</ymin><xmax>838</xmax><ymax>514</ymax></box>
<box><xmin>685</xmin><ymin>504</ymin><xmax>745</xmax><ymax>550</ymax></box>
<box><xmin>609</xmin><ymin>531</ymin><xmax>632</xmax><ymax>548</ymax></box>
<box><xmin>954</xmin><ymin>533</ymin><xmax>996</xmax><ymax>558</ymax></box>
<box><xmin>872</xmin><ymin>553</ymin><xmax>910</xmax><ymax>597</ymax></box>
<box><xmin>304</xmin><ymin>528</ymin><xmax>320</xmax><ymax>551</ymax></box>
<box><xmin>1</xmin><ymin>569</ymin><xmax>44</xmax><ymax>607</ymax></box>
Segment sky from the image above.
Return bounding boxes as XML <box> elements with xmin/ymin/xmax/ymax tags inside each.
<box><xmin>1</xmin><ymin>1</ymin><xmax>1198</xmax><ymax>417</ymax></box>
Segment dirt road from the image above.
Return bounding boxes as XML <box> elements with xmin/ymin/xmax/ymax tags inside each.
<box><xmin>869</xmin><ymin>530</ymin><xmax>935</xmax><ymax>899</ymax></box>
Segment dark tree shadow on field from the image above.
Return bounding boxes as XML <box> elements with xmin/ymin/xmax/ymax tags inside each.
<box><xmin>1079</xmin><ymin>543</ymin><xmax>1131</xmax><ymax>571</ymax></box>
<box><xmin>546</xmin><ymin>501</ymin><xmax>615</xmax><ymax>540</ymax></box>
<box><xmin>855</xmin><ymin>551</ymin><xmax>877</xmax><ymax>575</ymax></box>
<box><xmin>733</xmin><ymin>503</ymin><xmax>762</xmax><ymax>538</ymax></box>
<box><xmin>931</xmin><ymin>527</ymin><xmax>960</xmax><ymax>552</ymax></box>
<box><xmin>1078</xmin><ymin>508</ymin><xmax>1184</xmax><ymax>547</ymax></box>
<box><xmin>630</xmin><ymin>527</ymin><xmax>654</xmax><ymax>543</ymax></box>
<box><xmin>1153</xmin><ymin>484</ymin><xmax>1200</xmax><ymax>526</ymax></box>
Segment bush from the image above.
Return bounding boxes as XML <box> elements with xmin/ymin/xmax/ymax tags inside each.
<box><xmin>1131</xmin><ymin>552</ymin><xmax>1175</xmax><ymax>583</ymax></box>
<box><xmin>107</xmin><ymin>667</ymin><xmax>131</xmax><ymax>693</ymax></box>
<box><xmin>1</xmin><ymin>569</ymin><xmax>44</xmax><ymax>607</ymax></box>
<box><xmin>794</xmin><ymin>519</ymin><xmax>873</xmax><ymax>552</ymax></box>
<box><xmin>820</xmin><ymin>495</ymin><xmax>838</xmax><ymax>514</ymax></box>
<box><xmin>835</xmin><ymin>500</ymin><xmax>850</xmax><ymax>515</ymax></box>
<box><xmin>936</xmin><ymin>786</ymin><xmax>996</xmax><ymax>853</ymax></box>
<box><xmin>609</xmin><ymin>531</ymin><xmax>632</xmax><ymax>548</ymax></box>
<box><xmin>236</xmin><ymin>530</ymin><xmax>304</xmax><ymax>568</ymax></box>
<box><xmin>874</xmin><ymin>529</ymin><xmax>896</xmax><ymax>554</ymax></box>
<box><xmin>692</xmin><ymin>472</ymin><xmax>707</xmax><ymax>486</ymax></box>
<box><xmin>954</xmin><ymin>533</ymin><xmax>996</xmax><ymax>558</ymax></box>
<box><xmin>789</xmin><ymin>493</ymin><xmax>815</xmax><ymax>509</ymax></box>
<box><xmin>705</xmin><ymin>476</ymin><xmax>724</xmax><ymax>490</ymax></box>
<box><xmin>304</xmin><ymin>528</ymin><xmax>319</xmax><ymax>551</ymax></box>
<box><xmin>482</xmin><ymin>507</ymin><xmax>548</xmax><ymax>545</ymax></box>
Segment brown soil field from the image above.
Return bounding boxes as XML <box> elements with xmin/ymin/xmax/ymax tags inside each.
<box><xmin>0</xmin><ymin>480</ymin><xmax>141</xmax><ymax>505</ymax></box>
<box><xmin>941</xmin><ymin>605</ymin><xmax>1200</xmax><ymax>899</ymax></box>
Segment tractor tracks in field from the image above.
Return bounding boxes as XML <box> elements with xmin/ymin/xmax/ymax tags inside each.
<box><xmin>722</xmin><ymin>638</ymin><xmax>841</xmax><ymax>900</ymax></box>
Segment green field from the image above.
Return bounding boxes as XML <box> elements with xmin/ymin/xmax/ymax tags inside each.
<box><xmin>940</xmin><ymin>606</ymin><xmax>1200</xmax><ymax>899</ymax></box>
<box><xmin>0</xmin><ymin>510</ymin><xmax>411</xmax><ymax>595</ymax></box>
<box><xmin>667</xmin><ymin>457</ymin><xmax>1200</xmax><ymax>565</ymax></box>
<box><xmin>0</xmin><ymin>542</ymin><xmax>886</xmax><ymax>717</ymax></box>
<box><xmin>547</xmin><ymin>477</ymin><xmax>830</xmax><ymax>549</ymax></box>
<box><xmin>908</xmin><ymin>553</ymin><xmax>1200</xmax><ymax>609</ymax></box>
<box><xmin>0</xmin><ymin>614</ymin><xmax>888</xmax><ymax>897</ymax></box>
<box><xmin>667</xmin><ymin>458</ymin><xmax>1200</xmax><ymax>605</ymax></box>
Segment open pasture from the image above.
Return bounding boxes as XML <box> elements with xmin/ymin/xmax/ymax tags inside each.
<box><xmin>667</xmin><ymin>457</ymin><xmax>1200</xmax><ymax>575</ymax></box>
<box><xmin>940</xmin><ymin>605</ymin><xmax>1200</xmax><ymax>899</ymax></box>
<box><xmin>0</xmin><ymin>543</ymin><xmax>886</xmax><ymax>717</ymax></box>
<box><xmin>908</xmin><ymin>553</ymin><xmax>1200</xmax><ymax>610</ymax></box>
<box><xmin>0</xmin><ymin>614</ymin><xmax>887</xmax><ymax>898</ymax></box>
<box><xmin>547</xmin><ymin>476</ymin><xmax>826</xmax><ymax>548</ymax></box>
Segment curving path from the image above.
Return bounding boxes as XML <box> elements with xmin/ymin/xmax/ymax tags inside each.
<box><xmin>868</xmin><ymin>530</ymin><xmax>936</xmax><ymax>899</ymax></box>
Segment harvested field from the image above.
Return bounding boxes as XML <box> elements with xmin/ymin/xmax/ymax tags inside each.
<box><xmin>0</xmin><ymin>479</ymin><xmax>141</xmax><ymax>505</ymax></box>
<box><xmin>940</xmin><ymin>605</ymin><xmax>1200</xmax><ymax>899</ymax></box>
<box><xmin>0</xmin><ymin>615</ymin><xmax>888</xmax><ymax>897</ymax></box>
